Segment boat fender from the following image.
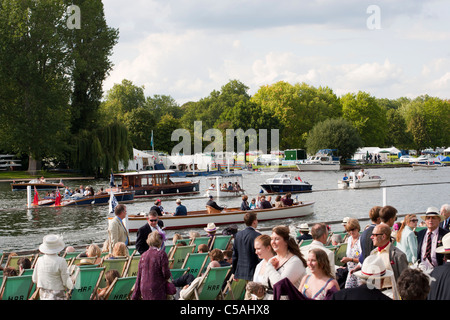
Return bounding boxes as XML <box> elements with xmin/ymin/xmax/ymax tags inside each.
<box><xmin>177</xmin><ymin>189</ymin><xmax>179</xmax><ymax>193</ymax></box>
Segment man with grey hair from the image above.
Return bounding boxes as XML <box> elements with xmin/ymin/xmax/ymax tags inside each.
<box><xmin>300</xmin><ymin>223</ymin><xmax>336</xmax><ymax>275</ymax></box>
<box><xmin>135</xmin><ymin>210</ymin><xmax>166</xmax><ymax>254</ymax></box>
<box><xmin>440</xmin><ymin>204</ymin><xmax>450</xmax><ymax>231</ymax></box>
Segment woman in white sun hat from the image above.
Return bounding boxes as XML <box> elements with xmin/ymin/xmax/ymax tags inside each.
<box><xmin>32</xmin><ymin>234</ymin><xmax>73</xmax><ymax>300</ymax></box>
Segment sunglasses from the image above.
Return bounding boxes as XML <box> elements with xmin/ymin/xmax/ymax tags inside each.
<box><xmin>149</xmin><ymin>219</ymin><xmax>158</xmax><ymax>222</ymax></box>
<box><xmin>410</xmin><ymin>219</ymin><xmax>418</xmax><ymax>222</ymax></box>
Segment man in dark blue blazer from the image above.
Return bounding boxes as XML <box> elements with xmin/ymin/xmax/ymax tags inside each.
<box><xmin>173</xmin><ymin>199</ymin><xmax>187</xmax><ymax>216</ymax></box>
<box><xmin>231</xmin><ymin>211</ymin><xmax>261</xmax><ymax>281</ymax></box>
<box><xmin>417</xmin><ymin>207</ymin><xmax>449</xmax><ymax>269</ymax></box>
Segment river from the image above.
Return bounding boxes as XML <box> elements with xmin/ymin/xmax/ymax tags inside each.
<box><xmin>0</xmin><ymin>166</ymin><xmax>449</xmax><ymax>253</ymax></box>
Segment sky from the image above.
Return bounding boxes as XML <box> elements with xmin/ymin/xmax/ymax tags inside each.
<box><xmin>102</xmin><ymin>0</ymin><xmax>450</xmax><ymax>105</ymax></box>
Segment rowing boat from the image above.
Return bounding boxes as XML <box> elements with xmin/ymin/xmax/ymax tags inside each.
<box><xmin>117</xmin><ymin>201</ymin><xmax>315</xmax><ymax>232</ymax></box>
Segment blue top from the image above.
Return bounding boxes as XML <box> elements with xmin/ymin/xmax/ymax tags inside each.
<box><xmin>174</xmin><ymin>204</ymin><xmax>187</xmax><ymax>216</ymax></box>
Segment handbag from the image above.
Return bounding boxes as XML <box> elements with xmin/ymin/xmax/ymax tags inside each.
<box><xmin>166</xmin><ymin>279</ymin><xmax>177</xmax><ymax>296</ymax></box>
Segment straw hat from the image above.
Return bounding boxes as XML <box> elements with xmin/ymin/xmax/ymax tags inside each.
<box><xmin>436</xmin><ymin>233</ymin><xmax>450</xmax><ymax>254</ymax></box>
<box><xmin>39</xmin><ymin>234</ymin><xmax>65</xmax><ymax>254</ymax></box>
<box><xmin>420</xmin><ymin>207</ymin><xmax>445</xmax><ymax>222</ymax></box>
<box><xmin>341</xmin><ymin>217</ymin><xmax>350</xmax><ymax>225</ymax></box>
<box><xmin>176</xmin><ymin>199</ymin><xmax>182</xmax><ymax>204</ymax></box>
<box><xmin>298</xmin><ymin>223</ymin><xmax>310</xmax><ymax>232</ymax></box>
<box><xmin>204</xmin><ymin>223</ymin><xmax>217</xmax><ymax>233</ymax></box>
<box><xmin>353</xmin><ymin>255</ymin><xmax>393</xmax><ymax>280</ymax></box>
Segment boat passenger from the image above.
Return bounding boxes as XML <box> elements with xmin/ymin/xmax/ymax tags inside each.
<box><xmin>282</xmin><ymin>193</ymin><xmax>294</xmax><ymax>206</ymax></box>
<box><xmin>249</xmin><ymin>198</ymin><xmax>257</xmax><ymax>210</ymax></box>
<box><xmin>357</xmin><ymin>169</ymin><xmax>365</xmax><ymax>179</ymax></box>
<box><xmin>150</xmin><ymin>199</ymin><xmax>164</xmax><ymax>216</ymax></box>
<box><xmin>240</xmin><ymin>195</ymin><xmax>250</xmax><ymax>211</ymax></box>
<box><xmin>173</xmin><ymin>198</ymin><xmax>187</xmax><ymax>216</ymax></box>
<box><xmin>206</xmin><ymin>195</ymin><xmax>224</xmax><ymax>212</ymax></box>
<box><xmin>274</xmin><ymin>195</ymin><xmax>284</xmax><ymax>208</ymax></box>
<box><xmin>258</xmin><ymin>195</ymin><xmax>272</xmax><ymax>209</ymax></box>
<box><xmin>342</xmin><ymin>174</ymin><xmax>349</xmax><ymax>181</ymax></box>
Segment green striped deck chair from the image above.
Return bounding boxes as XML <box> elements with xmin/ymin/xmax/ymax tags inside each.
<box><xmin>223</xmin><ymin>274</ymin><xmax>246</xmax><ymax>300</ymax></box>
<box><xmin>181</xmin><ymin>252</ymin><xmax>209</xmax><ymax>278</ymax></box>
<box><xmin>99</xmin><ymin>257</ymin><xmax>129</xmax><ymax>287</ymax></box>
<box><xmin>104</xmin><ymin>276</ymin><xmax>136</xmax><ymax>300</ymax></box>
<box><xmin>190</xmin><ymin>237</ymin><xmax>210</xmax><ymax>251</ymax></box>
<box><xmin>334</xmin><ymin>243</ymin><xmax>348</xmax><ymax>267</ymax></box>
<box><xmin>69</xmin><ymin>267</ymin><xmax>105</xmax><ymax>300</ymax></box>
<box><xmin>194</xmin><ymin>266</ymin><xmax>231</xmax><ymax>300</ymax></box>
<box><xmin>0</xmin><ymin>275</ymin><xmax>33</xmax><ymax>300</ymax></box>
<box><xmin>70</xmin><ymin>256</ymin><xmax>98</xmax><ymax>268</ymax></box>
<box><xmin>19</xmin><ymin>269</ymin><xmax>37</xmax><ymax>299</ymax></box>
<box><xmin>4</xmin><ymin>254</ymin><xmax>37</xmax><ymax>270</ymax></box>
<box><xmin>123</xmin><ymin>254</ymin><xmax>141</xmax><ymax>277</ymax></box>
<box><xmin>165</xmin><ymin>244</ymin><xmax>175</xmax><ymax>256</ymax></box>
<box><xmin>170</xmin><ymin>267</ymin><xmax>190</xmax><ymax>281</ymax></box>
<box><xmin>62</xmin><ymin>251</ymin><xmax>84</xmax><ymax>259</ymax></box>
<box><xmin>211</xmin><ymin>235</ymin><xmax>232</xmax><ymax>250</ymax></box>
<box><xmin>169</xmin><ymin>245</ymin><xmax>196</xmax><ymax>269</ymax></box>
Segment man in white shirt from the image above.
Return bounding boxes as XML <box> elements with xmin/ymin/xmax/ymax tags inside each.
<box><xmin>300</xmin><ymin>223</ymin><xmax>336</xmax><ymax>275</ymax></box>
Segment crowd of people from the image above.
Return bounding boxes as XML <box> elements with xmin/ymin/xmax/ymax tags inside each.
<box><xmin>1</xmin><ymin>200</ymin><xmax>449</xmax><ymax>302</ymax></box>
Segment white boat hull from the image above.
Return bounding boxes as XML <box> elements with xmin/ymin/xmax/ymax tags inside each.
<box><xmin>296</xmin><ymin>163</ymin><xmax>340</xmax><ymax>171</ymax></box>
<box><xmin>117</xmin><ymin>202</ymin><xmax>315</xmax><ymax>232</ymax></box>
<box><xmin>338</xmin><ymin>178</ymin><xmax>385</xmax><ymax>189</ymax></box>
<box><xmin>412</xmin><ymin>164</ymin><xmax>440</xmax><ymax>170</ymax></box>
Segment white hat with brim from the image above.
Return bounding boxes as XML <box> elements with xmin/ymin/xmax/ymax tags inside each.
<box><xmin>420</xmin><ymin>207</ymin><xmax>445</xmax><ymax>222</ymax></box>
<box><xmin>353</xmin><ymin>255</ymin><xmax>393</xmax><ymax>280</ymax></box>
<box><xmin>39</xmin><ymin>234</ymin><xmax>65</xmax><ymax>254</ymax></box>
<box><xmin>298</xmin><ymin>223</ymin><xmax>310</xmax><ymax>232</ymax></box>
<box><xmin>436</xmin><ymin>233</ymin><xmax>450</xmax><ymax>254</ymax></box>
<box><xmin>341</xmin><ymin>217</ymin><xmax>350</xmax><ymax>225</ymax></box>
<box><xmin>176</xmin><ymin>199</ymin><xmax>182</xmax><ymax>204</ymax></box>
<box><xmin>204</xmin><ymin>223</ymin><xmax>217</xmax><ymax>232</ymax></box>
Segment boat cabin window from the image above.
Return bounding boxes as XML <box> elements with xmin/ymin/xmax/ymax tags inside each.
<box><xmin>273</xmin><ymin>179</ymin><xmax>282</xmax><ymax>183</ymax></box>
<box><xmin>283</xmin><ymin>179</ymin><xmax>290</xmax><ymax>184</ymax></box>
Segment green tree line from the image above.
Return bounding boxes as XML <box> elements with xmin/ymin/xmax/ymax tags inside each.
<box><xmin>0</xmin><ymin>1</ymin><xmax>448</xmax><ymax>176</ymax></box>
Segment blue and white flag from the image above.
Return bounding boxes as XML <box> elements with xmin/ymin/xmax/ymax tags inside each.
<box><xmin>109</xmin><ymin>169</ymin><xmax>115</xmax><ymax>187</ymax></box>
<box><xmin>150</xmin><ymin>130</ymin><xmax>154</xmax><ymax>148</ymax></box>
<box><xmin>109</xmin><ymin>191</ymin><xmax>118</xmax><ymax>214</ymax></box>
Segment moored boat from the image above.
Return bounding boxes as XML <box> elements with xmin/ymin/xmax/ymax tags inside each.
<box><xmin>117</xmin><ymin>201</ymin><xmax>315</xmax><ymax>232</ymax></box>
<box><xmin>110</xmin><ymin>170</ymin><xmax>200</xmax><ymax>199</ymax></box>
<box><xmin>11</xmin><ymin>179</ymin><xmax>65</xmax><ymax>191</ymax></box>
<box><xmin>260</xmin><ymin>173</ymin><xmax>312</xmax><ymax>194</ymax></box>
<box><xmin>34</xmin><ymin>191</ymin><xmax>135</xmax><ymax>207</ymax></box>
<box><xmin>338</xmin><ymin>175</ymin><xmax>385</xmax><ymax>189</ymax></box>
<box><xmin>411</xmin><ymin>163</ymin><xmax>442</xmax><ymax>170</ymax></box>
<box><xmin>296</xmin><ymin>149</ymin><xmax>341</xmax><ymax>171</ymax></box>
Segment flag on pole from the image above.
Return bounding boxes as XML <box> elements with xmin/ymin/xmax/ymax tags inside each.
<box><xmin>33</xmin><ymin>187</ymin><xmax>39</xmax><ymax>206</ymax></box>
<box><xmin>55</xmin><ymin>188</ymin><xmax>61</xmax><ymax>206</ymax></box>
<box><xmin>109</xmin><ymin>169</ymin><xmax>115</xmax><ymax>188</ymax></box>
<box><xmin>109</xmin><ymin>191</ymin><xmax>118</xmax><ymax>214</ymax></box>
<box><xmin>150</xmin><ymin>130</ymin><xmax>154</xmax><ymax>148</ymax></box>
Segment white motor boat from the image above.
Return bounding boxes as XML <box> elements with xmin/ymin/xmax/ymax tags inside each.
<box><xmin>260</xmin><ymin>173</ymin><xmax>312</xmax><ymax>193</ymax></box>
<box><xmin>338</xmin><ymin>175</ymin><xmax>385</xmax><ymax>189</ymax></box>
<box><xmin>412</xmin><ymin>163</ymin><xmax>442</xmax><ymax>170</ymax></box>
<box><xmin>296</xmin><ymin>150</ymin><xmax>341</xmax><ymax>171</ymax></box>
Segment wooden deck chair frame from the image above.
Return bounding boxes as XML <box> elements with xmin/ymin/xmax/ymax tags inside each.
<box><xmin>181</xmin><ymin>252</ymin><xmax>209</xmax><ymax>278</ymax></box>
<box><xmin>222</xmin><ymin>274</ymin><xmax>247</xmax><ymax>300</ymax></box>
<box><xmin>168</xmin><ymin>245</ymin><xmax>196</xmax><ymax>269</ymax></box>
<box><xmin>99</xmin><ymin>257</ymin><xmax>129</xmax><ymax>287</ymax></box>
<box><xmin>0</xmin><ymin>275</ymin><xmax>33</xmax><ymax>301</ymax></box>
<box><xmin>210</xmin><ymin>235</ymin><xmax>232</xmax><ymax>250</ymax></box>
<box><xmin>190</xmin><ymin>237</ymin><xmax>210</xmax><ymax>252</ymax></box>
<box><xmin>123</xmin><ymin>252</ymin><xmax>141</xmax><ymax>277</ymax></box>
<box><xmin>69</xmin><ymin>266</ymin><xmax>105</xmax><ymax>300</ymax></box>
<box><xmin>4</xmin><ymin>254</ymin><xmax>38</xmax><ymax>270</ymax></box>
<box><xmin>193</xmin><ymin>266</ymin><xmax>231</xmax><ymax>300</ymax></box>
<box><xmin>102</xmin><ymin>276</ymin><xmax>137</xmax><ymax>300</ymax></box>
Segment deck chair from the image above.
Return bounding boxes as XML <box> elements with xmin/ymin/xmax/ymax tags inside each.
<box><xmin>170</xmin><ymin>267</ymin><xmax>190</xmax><ymax>281</ymax></box>
<box><xmin>181</xmin><ymin>252</ymin><xmax>209</xmax><ymax>278</ymax></box>
<box><xmin>123</xmin><ymin>253</ymin><xmax>141</xmax><ymax>277</ymax></box>
<box><xmin>334</xmin><ymin>243</ymin><xmax>348</xmax><ymax>267</ymax></box>
<box><xmin>211</xmin><ymin>235</ymin><xmax>232</xmax><ymax>250</ymax></box>
<box><xmin>99</xmin><ymin>257</ymin><xmax>129</xmax><ymax>287</ymax></box>
<box><xmin>62</xmin><ymin>251</ymin><xmax>84</xmax><ymax>259</ymax></box>
<box><xmin>193</xmin><ymin>266</ymin><xmax>231</xmax><ymax>300</ymax></box>
<box><xmin>222</xmin><ymin>274</ymin><xmax>247</xmax><ymax>300</ymax></box>
<box><xmin>165</xmin><ymin>244</ymin><xmax>175</xmax><ymax>256</ymax></box>
<box><xmin>168</xmin><ymin>245</ymin><xmax>196</xmax><ymax>269</ymax></box>
<box><xmin>69</xmin><ymin>266</ymin><xmax>105</xmax><ymax>300</ymax></box>
<box><xmin>70</xmin><ymin>256</ymin><xmax>98</xmax><ymax>268</ymax></box>
<box><xmin>0</xmin><ymin>275</ymin><xmax>33</xmax><ymax>300</ymax></box>
<box><xmin>299</xmin><ymin>239</ymin><xmax>313</xmax><ymax>247</ymax></box>
<box><xmin>190</xmin><ymin>237</ymin><xmax>210</xmax><ymax>251</ymax></box>
<box><xmin>4</xmin><ymin>254</ymin><xmax>37</xmax><ymax>269</ymax></box>
<box><xmin>103</xmin><ymin>276</ymin><xmax>136</xmax><ymax>300</ymax></box>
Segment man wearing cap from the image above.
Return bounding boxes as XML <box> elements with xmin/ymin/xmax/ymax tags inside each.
<box><xmin>173</xmin><ymin>199</ymin><xmax>187</xmax><ymax>216</ymax></box>
<box><xmin>428</xmin><ymin>233</ymin><xmax>450</xmax><ymax>300</ymax></box>
<box><xmin>331</xmin><ymin>255</ymin><xmax>393</xmax><ymax>300</ymax></box>
<box><xmin>296</xmin><ymin>223</ymin><xmax>312</xmax><ymax>243</ymax></box>
<box><xmin>440</xmin><ymin>204</ymin><xmax>450</xmax><ymax>231</ymax></box>
<box><xmin>206</xmin><ymin>195</ymin><xmax>224</xmax><ymax>212</ymax></box>
<box><xmin>417</xmin><ymin>207</ymin><xmax>449</xmax><ymax>271</ymax></box>
<box><xmin>108</xmin><ymin>204</ymin><xmax>130</xmax><ymax>253</ymax></box>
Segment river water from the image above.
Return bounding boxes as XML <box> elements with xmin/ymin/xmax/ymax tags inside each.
<box><xmin>0</xmin><ymin>166</ymin><xmax>449</xmax><ymax>252</ymax></box>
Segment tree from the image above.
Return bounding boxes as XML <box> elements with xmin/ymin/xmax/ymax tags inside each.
<box><xmin>0</xmin><ymin>0</ymin><xmax>71</xmax><ymax>173</ymax></box>
<box><xmin>155</xmin><ymin>114</ymin><xmax>182</xmax><ymax>154</ymax></box>
<box><xmin>385</xmin><ymin>109</ymin><xmax>412</xmax><ymax>149</ymax></box>
<box><xmin>305</xmin><ymin>118</ymin><xmax>363</xmax><ymax>161</ymax></box>
<box><xmin>66</xmin><ymin>0</ymin><xmax>119</xmax><ymax>134</ymax></box>
<box><xmin>341</xmin><ymin>91</ymin><xmax>387</xmax><ymax>146</ymax></box>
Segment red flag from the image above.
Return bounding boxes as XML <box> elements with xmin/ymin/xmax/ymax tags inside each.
<box><xmin>298</xmin><ymin>176</ymin><xmax>303</xmax><ymax>182</ymax></box>
<box><xmin>55</xmin><ymin>188</ymin><xmax>61</xmax><ymax>206</ymax></box>
<box><xmin>33</xmin><ymin>187</ymin><xmax>39</xmax><ymax>205</ymax></box>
